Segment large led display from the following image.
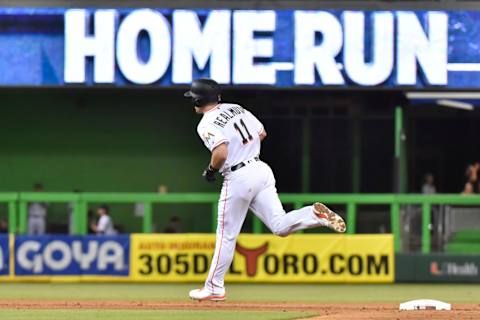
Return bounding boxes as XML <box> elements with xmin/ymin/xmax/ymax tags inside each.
<box><xmin>0</xmin><ymin>8</ymin><xmax>478</xmax><ymax>88</ymax></box>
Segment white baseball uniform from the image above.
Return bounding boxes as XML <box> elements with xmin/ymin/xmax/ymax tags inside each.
<box><xmin>197</xmin><ymin>103</ymin><xmax>327</xmax><ymax>294</ymax></box>
<box><xmin>96</xmin><ymin>215</ymin><xmax>116</xmax><ymax>235</ymax></box>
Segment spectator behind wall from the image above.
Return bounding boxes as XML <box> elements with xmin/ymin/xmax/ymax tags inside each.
<box><xmin>28</xmin><ymin>182</ymin><xmax>48</xmax><ymax>235</ymax></box>
<box><xmin>164</xmin><ymin>216</ymin><xmax>182</xmax><ymax>233</ymax></box>
<box><xmin>421</xmin><ymin>173</ymin><xmax>436</xmax><ymax>194</ymax></box>
<box><xmin>462</xmin><ymin>182</ymin><xmax>474</xmax><ymax>195</ymax></box>
<box><xmin>90</xmin><ymin>205</ymin><xmax>116</xmax><ymax>235</ymax></box>
<box><xmin>466</xmin><ymin>162</ymin><xmax>480</xmax><ymax>192</ymax></box>
<box><xmin>0</xmin><ymin>219</ymin><xmax>7</xmax><ymax>233</ymax></box>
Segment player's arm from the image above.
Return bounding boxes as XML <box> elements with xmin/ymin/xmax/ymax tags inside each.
<box><xmin>90</xmin><ymin>222</ymin><xmax>100</xmax><ymax>234</ymax></box>
<box><xmin>210</xmin><ymin>143</ymin><xmax>228</xmax><ymax>169</ymax></box>
<box><xmin>91</xmin><ymin>217</ymin><xmax>106</xmax><ymax>234</ymax></box>
<box><xmin>259</xmin><ymin>129</ymin><xmax>267</xmax><ymax>141</ymax></box>
<box><xmin>203</xmin><ymin>143</ymin><xmax>228</xmax><ymax>182</ymax></box>
<box><xmin>198</xmin><ymin>123</ymin><xmax>229</xmax><ymax>182</ymax></box>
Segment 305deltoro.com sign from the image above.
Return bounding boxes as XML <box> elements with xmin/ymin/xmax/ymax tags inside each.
<box><xmin>130</xmin><ymin>234</ymin><xmax>394</xmax><ymax>283</ymax></box>
<box><xmin>0</xmin><ymin>8</ymin><xmax>479</xmax><ymax>88</ymax></box>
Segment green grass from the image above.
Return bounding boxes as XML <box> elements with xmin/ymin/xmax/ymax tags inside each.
<box><xmin>0</xmin><ymin>283</ymin><xmax>479</xmax><ymax>303</ymax></box>
<box><xmin>0</xmin><ymin>310</ymin><xmax>314</xmax><ymax>320</ymax></box>
<box><xmin>1</xmin><ymin>283</ymin><xmax>479</xmax><ymax>320</ymax></box>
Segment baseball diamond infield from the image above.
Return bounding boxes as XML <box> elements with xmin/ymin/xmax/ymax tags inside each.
<box><xmin>0</xmin><ymin>283</ymin><xmax>479</xmax><ymax>320</ymax></box>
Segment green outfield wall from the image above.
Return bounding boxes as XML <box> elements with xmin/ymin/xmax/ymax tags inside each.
<box><xmin>0</xmin><ymin>90</ymin><xmax>217</xmax><ymax>232</ymax></box>
<box><xmin>0</xmin><ymin>90</ymin><xmax>210</xmax><ymax>192</ymax></box>
<box><xmin>2</xmin><ymin>192</ymin><xmax>480</xmax><ymax>254</ymax></box>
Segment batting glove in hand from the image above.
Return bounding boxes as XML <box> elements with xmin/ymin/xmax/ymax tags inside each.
<box><xmin>202</xmin><ymin>164</ymin><xmax>219</xmax><ymax>183</ymax></box>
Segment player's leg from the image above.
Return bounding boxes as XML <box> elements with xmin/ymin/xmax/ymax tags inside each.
<box><xmin>190</xmin><ymin>178</ymin><xmax>250</xmax><ymax>301</ymax></box>
<box><xmin>250</xmin><ymin>163</ymin><xmax>346</xmax><ymax>236</ymax></box>
<box><xmin>250</xmin><ymin>185</ymin><xmax>324</xmax><ymax>236</ymax></box>
<box><xmin>28</xmin><ymin>218</ymin><xmax>38</xmax><ymax>235</ymax></box>
<box><xmin>27</xmin><ymin>218</ymin><xmax>33</xmax><ymax>235</ymax></box>
<box><xmin>38</xmin><ymin>219</ymin><xmax>46</xmax><ymax>235</ymax></box>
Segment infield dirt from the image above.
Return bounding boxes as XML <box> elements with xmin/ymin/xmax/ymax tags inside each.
<box><xmin>0</xmin><ymin>300</ymin><xmax>478</xmax><ymax>319</ymax></box>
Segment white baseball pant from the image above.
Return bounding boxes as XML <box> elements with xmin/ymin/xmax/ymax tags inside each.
<box><xmin>205</xmin><ymin>160</ymin><xmax>326</xmax><ymax>293</ymax></box>
<box><xmin>28</xmin><ymin>217</ymin><xmax>46</xmax><ymax>235</ymax></box>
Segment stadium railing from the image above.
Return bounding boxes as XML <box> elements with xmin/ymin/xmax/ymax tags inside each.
<box><xmin>2</xmin><ymin>192</ymin><xmax>480</xmax><ymax>254</ymax></box>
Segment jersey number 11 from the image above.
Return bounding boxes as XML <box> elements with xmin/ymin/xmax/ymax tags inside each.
<box><xmin>234</xmin><ymin>119</ymin><xmax>253</xmax><ymax>144</ymax></box>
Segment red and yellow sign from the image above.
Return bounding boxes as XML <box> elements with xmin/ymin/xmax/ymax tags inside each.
<box><xmin>130</xmin><ymin>234</ymin><xmax>394</xmax><ymax>283</ymax></box>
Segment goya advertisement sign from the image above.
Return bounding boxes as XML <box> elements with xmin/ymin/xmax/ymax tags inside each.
<box><xmin>0</xmin><ymin>8</ymin><xmax>479</xmax><ymax>88</ymax></box>
<box><xmin>14</xmin><ymin>235</ymin><xmax>130</xmax><ymax>276</ymax></box>
<box><xmin>130</xmin><ymin>234</ymin><xmax>394</xmax><ymax>283</ymax></box>
<box><xmin>0</xmin><ymin>235</ymin><xmax>9</xmax><ymax>276</ymax></box>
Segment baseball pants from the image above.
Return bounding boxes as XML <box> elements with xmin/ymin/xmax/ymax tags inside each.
<box><xmin>28</xmin><ymin>217</ymin><xmax>46</xmax><ymax>235</ymax></box>
<box><xmin>205</xmin><ymin>160</ymin><xmax>326</xmax><ymax>293</ymax></box>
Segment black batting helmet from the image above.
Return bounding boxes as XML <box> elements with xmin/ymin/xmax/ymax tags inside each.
<box><xmin>184</xmin><ymin>78</ymin><xmax>221</xmax><ymax>107</ymax></box>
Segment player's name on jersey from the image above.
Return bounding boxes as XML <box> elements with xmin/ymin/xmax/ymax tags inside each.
<box><xmin>212</xmin><ymin>105</ymin><xmax>246</xmax><ymax>128</ymax></box>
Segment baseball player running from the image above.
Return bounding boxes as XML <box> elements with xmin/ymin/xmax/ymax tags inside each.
<box><xmin>185</xmin><ymin>79</ymin><xmax>346</xmax><ymax>301</ymax></box>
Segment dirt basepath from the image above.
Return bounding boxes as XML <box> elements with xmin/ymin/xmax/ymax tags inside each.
<box><xmin>0</xmin><ymin>300</ymin><xmax>478</xmax><ymax>320</ymax></box>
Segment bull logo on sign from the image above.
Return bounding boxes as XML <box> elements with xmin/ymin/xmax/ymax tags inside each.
<box><xmin>235</xmin><ymin>242</ymin><xmax>269</xmax><ymax>277</ymax></box>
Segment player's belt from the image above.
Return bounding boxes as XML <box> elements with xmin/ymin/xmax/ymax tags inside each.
<box><xmin>230</xmin><ymin>156</ymin><xmax>260</xmax><ymax>172</ymax></box>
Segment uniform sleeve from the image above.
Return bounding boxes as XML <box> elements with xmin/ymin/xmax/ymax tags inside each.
<box><xmin>246</xmin><ymin>110</ymin><xmax>265</xmax><ymax>135</ymax></box>
<box><xmin>197</xmin><ymin>124</ymin><xmax>229</xmax><ymax>152</ymax></box>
